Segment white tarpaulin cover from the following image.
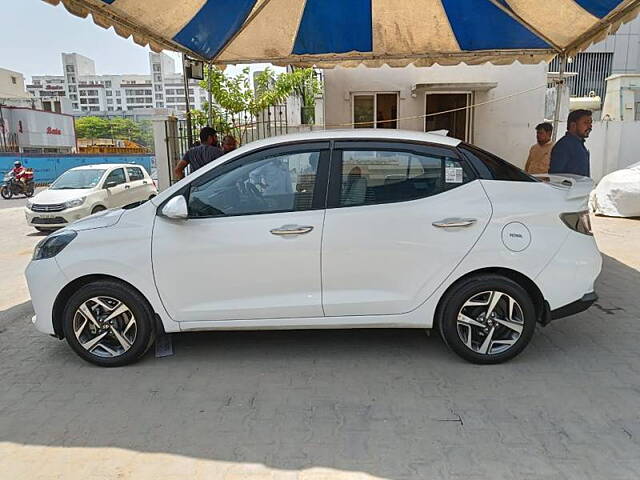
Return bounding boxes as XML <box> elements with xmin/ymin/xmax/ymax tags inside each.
<box><xmin>40</xmin><ymin>0</ymin><xmax>640</xmax><ymax>67</ymax></box>
<box><xmin>591</xmin><ymin>161</ymin><xmax>640</xmax><ymax>217</ymax></box>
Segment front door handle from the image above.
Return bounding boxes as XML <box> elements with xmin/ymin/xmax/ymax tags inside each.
<box><xmin>432</xmin><ymin>218</ymin><xmax>477</xmax><ymax>228</ymax></box>
<box><xmin>270</xmin><ymin>224</ymin><xmax>314</xmax><ymax>236</ymax></box>
<box><xmin>124</xmin><ymin>185</ymin><xmax>131</xmax><ymax>189</ymax></box>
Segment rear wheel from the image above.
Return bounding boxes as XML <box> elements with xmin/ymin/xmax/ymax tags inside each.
<box><xmin>1</xmin><ymin>186</ymin><xmax>12</xmax><ymax>199</ymax></box>
<box><xmin>62</xmin><ymin>280</ymin><xmax>155</xmax><ymax>367</ymax></box>
<box><xmin>438</xmin><ymin>274</ymin><xmax>536</xmax><ymax>364</ymax></box>
<box><xmin>24</xmin><ymin>184</ymin><xmax>35</xmax><ymax>198</ymax></box>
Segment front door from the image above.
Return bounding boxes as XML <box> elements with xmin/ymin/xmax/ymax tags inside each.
<box><xmin>152</xmin><ymin>143</ymin><xmax>330</xmax><ymax>322</ymax></box>
<box><xmin>321</xmin><ymin>142</ymin><xmax>492</xmax><ymax>317</ymax></box>
<box><xmin>425</xmin><ymin>93</ymin><xmax>472</xmax><ymax>141</ymax></box>
<box><xmin>102</xmin><ymin>167</ymin><xmax>128</xmax><ymax>208</ymax></box>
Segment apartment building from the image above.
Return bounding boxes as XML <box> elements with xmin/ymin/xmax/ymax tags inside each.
<box><xmin>27</xmin><ymin>52</ymin><xmax>208</xmax><ymax>117</ymax></box>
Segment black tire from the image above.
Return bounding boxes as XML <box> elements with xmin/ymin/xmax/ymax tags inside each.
<box><xmin>1</xmin><ymin>186</ymin><xmax>12</xmax><ymax>200</ymax></box>
<box><xmin>91</xmin><ymin>205</ymin><xmax>106</xmax><ymax>214</ymax></box>
<box><xmin>438</xmin><ymin>274</ymin><xmax>536</xmax><ymax>364</ymax></box>
<box><xmin>148</xmin><ymin>194</ymin><xmax>156</xmax><ymax>200</ymax></box>
<box><xmin>35</xmin><ymin>227</ymin><xmax>54</xmax><ymax>233</ymax></box>
<box><xmin>62</xmin><ymin>280</ymin><xmax>155</xmax><ymax>367</ymax></box>
<box><xmin>24</xmin><ymin>185</ymin><xmax>35</xmax><ymax>198</ymax></box>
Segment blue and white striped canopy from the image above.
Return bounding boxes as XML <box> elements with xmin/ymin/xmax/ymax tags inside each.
<box><xmin>44</xmin><ymin>0</ymin><xmax>640</xmax><ymax>67</ymax></box>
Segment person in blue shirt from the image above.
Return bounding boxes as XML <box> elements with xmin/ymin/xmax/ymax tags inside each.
<box><xmin>549</xmin><ymin>109</ymin><xmax>593</xmax><ymax>177</ymax></box>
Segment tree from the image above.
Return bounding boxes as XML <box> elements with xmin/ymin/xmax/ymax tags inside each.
<box><xmin>74</xmin><ymin>116</ymin><xmax>154</xmax><ymax>150</ymax></box>
<box><xmin>74</xmin><ymin>116</ymin><xmax>110</xmax><ymax>140</ymax></box>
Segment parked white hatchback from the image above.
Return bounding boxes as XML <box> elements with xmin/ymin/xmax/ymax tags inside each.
<box><xmin>25</xmin><ymin>163</ymin><xmax>157</xmax><ymax>232</ymax></box>
<box><xmin>26</xmin><ymin>130</ymin><xmax>602</xmax><ymax>367</ymax></box>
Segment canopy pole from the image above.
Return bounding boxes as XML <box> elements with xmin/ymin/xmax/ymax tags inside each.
<box><xmin>182</xmin><ymin>54</ymin><xmax>194</xmax><ymax>148</ymax></box>
<box><xmin>207</xmin><ymin>62</ymin><xmax>213</xmax><ymax>128</ymax></box>
<box><xmin>552</xmin><ymin>54</ymin><xmax>567</xmax><ymax>143</ymax></box>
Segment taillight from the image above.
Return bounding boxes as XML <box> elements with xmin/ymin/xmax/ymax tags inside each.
<box><xmin>560</xmin><ymin>211</ymin><xmax>592</xmax><ymax>236</ymax></box>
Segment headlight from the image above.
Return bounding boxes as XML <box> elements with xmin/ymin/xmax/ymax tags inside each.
<box><xmin>64</xmin><ymin>197</ymin><xmax>86</xmax><ymax>209</ymax></box>
<box><xmin>32</xmin><ymin>230</ymin><xmax>77</xmax><ymax>261</ymax></box>
<box><xmin>26</xmin><ymin>200</ymin><xmax>34</xmax><ymax>210</ymax></box>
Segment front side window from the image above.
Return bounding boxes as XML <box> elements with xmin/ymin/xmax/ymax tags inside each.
<box><xmin>188</xmin><ymin>150</ymin><xmax>323</xmax><ymax>218</ymax></box>
<box><xmin>126</xmin><ymin>167</ymin><xmax>144</xmax><ymax>181</ymax></box>
<box><xmin>104</xmin><ymin>168</ymin><xmax>126</xmax><ymax>186</ymax></box>
<box><xmin>334</xmin><ymin>148</ymin><xmax>474</xmax><ymax>208</ymax></box>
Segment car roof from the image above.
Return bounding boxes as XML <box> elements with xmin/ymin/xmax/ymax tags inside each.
<box><xmin>233</xmin><ymin>129</ymin><xmax>462</xmax><ymax>151</ymax></box>
<box><xmin>69</xmin><ymin>164</ymin><xmax>145</xmax><ymax>170</ymax></box>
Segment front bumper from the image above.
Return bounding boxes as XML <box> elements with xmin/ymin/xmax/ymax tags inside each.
<box><xmin>540</xmin><ymin>292</ymin><xmax>598</xmax><ymax>326</ymax></box>
<box><xmin>25</xmin><ymin>258</ymin><xmax>68</xmax><ymax>336</ymax></box>
<box><xmin>25</xmin><ymin>205</ymin><xmax>92</xmax><ymax>229</ymax></box>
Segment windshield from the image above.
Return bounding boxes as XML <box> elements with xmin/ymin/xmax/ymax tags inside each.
<box><xmin>50</xmin><ymin>169</ymin><xmax>106</xmax><ymax>190</ymax></box>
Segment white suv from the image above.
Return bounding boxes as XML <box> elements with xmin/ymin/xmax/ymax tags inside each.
<box><xmin>25</xmin><ymin>130</ymin><xmax>602</xmax><ymax>366</ymax></box>
<box><xmin>25</xmin><ymin>164</ymin><xmax>157</xmax><ymax>232</ymax></box>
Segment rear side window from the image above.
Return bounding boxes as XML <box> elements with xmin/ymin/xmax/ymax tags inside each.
<box><xmin>459</xmin><ymin>143</ymin><xmax>537</xmax><ymax>182</ymax></box>
<box><xmin>126</xmin><ymin>167</ymin><xmax>144</xmax><ymax>181</ymax></box>
<box><xmin>334</xmin><ymin>149</ymin><xmax>475</xmax><ymax>208</ymax></box>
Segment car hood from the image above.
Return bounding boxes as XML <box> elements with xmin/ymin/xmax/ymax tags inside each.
<box><xmin>32</xmin><ymin>188</ymin><xmax>94</xmax><ymax>204</ymax></box>
<box><xmin>66</xmin><ymin>208</ymin><xmax>125</xmax><ymax>232</ymax></box>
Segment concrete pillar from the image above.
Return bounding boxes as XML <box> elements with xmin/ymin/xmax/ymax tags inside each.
<box><xmin>151</xmin><ymin>112</ymin><xmax>175</xmax><ymax>191</ymax></box>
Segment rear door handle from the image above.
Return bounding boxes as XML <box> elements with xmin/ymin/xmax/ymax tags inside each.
<box><xmin>432</xmin><ymin>218</ymin><xmax>477</xmax><ymax>228</ymax></box>
<box><xmin>124</xmin><ymin>185</ymin><xmax>131</xmax><ymax>189</ymax></box>
<box><xmin>270</xmin><ymin>225</ymin><xmax>314</xmax><ymax>236</ymax></box>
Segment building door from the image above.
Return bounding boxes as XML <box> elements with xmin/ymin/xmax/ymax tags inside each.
<box><xmin>353</xmin><ymin>93</ymin><xmax>398</xmax><ymax>129</ymax></box>
<box><xmin>425</xmin><ymin>93</ymin><xmax>472</xmax><ymax>141</ymax></box>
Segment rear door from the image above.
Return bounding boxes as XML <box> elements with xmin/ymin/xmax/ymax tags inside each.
<box><xmin>321</xmin><ymin>141</ymin><xmax>492</xmax><ymax>317</ymax></box>
<box><xmin>125</xmin><ymin>166</ymin><xmax>150</xmax><ymax>202</ymax></box>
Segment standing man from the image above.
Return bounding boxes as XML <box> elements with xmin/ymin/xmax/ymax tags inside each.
<box><xmin>174</xmin><ymin>127</ymin><xmax>223</xmax><ymax>180</ymax></box>
<box><xmin>525</xmin><ymin>122</ymin><xmax>553</xmax><ymax>174</ymax></box>
<box><xmin>549</xmin><ymin>109</ymin><xmax>593</xmax><ymax>177</ymax></box>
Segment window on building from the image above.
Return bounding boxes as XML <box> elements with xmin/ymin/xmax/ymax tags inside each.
<box><xmin>72</xmin><ymin>103</ymin><xmax>79</xmax><ymax>109</ymax></box>
<box><xmin>166</xmin><ymin>89</ymin><xmax>175</xmax><ymax>95</ymax></box>
<box><xmin>11</xmin><ymin>76</ymin><xmax>17</xmax><ymax>85</ymax></box>
<box><xmin>116</xmin><ymin>99</ymin><xmax>122</xmax><ymax>104</ymax></box>
<box><xmin>107</xmin><ymin>107</ymin><xmax>114</xmax><ymax>112</ymax></box>
<box><xmin>135</xmin><ymin>89</ymin><xmax>144</xmax><ymax>95</ymax></box>
<box><xmin>156</xmin><ymin>102</ymin><xmax>164</xmax><ymax>108</ymax></box>
<box><xmin>82</xmin><ymin>106</ymin><xmax>89</xmax><ymax>111</ymax></box>
<box><xmin>80</xmin><ymin>98</ymin><xmax>87</xmax><ymax>104</ymax></box>
<box><xmin>153</xmin><ymin>63</ymin><xmax>161</xmax><ymax>72</ymax></box>
<box><xmin>34</xmin><ymin>80</ymin><xmax>41</xmax><ymax>86</ymax></box>
<box><xmin>43</xmin><ymin>101</ymin><xmax>52</xmax><ymax>112</ymax></box>
<box><xmin>106</xmin><ymin>90</ymin><xmax>112</xmax><ymax>96</ymax></box>
<box><xmin>154</xmin><ymin>74</ymin><xmax>162</xmax><ymax>82</ymax></box>
<box><xmin>155</xmin><ymin>93</ymin><xmax>163</xmax><ymax>100</ymax></box>
<box><xmin>89</xmin><ymin>106</ymin><xmax>100</xmax><ymax>112</ymax></box>
<box><xmin>154</xmin><ymin>84</ymin><xmax>162</xmax><ymax>92</ymax></box>
<box><xmin>69</xmin><ymin>94</ymin><xmax>77</xmax><ymax>101</ymax></box>
<box><xmin>116</xmin><ymin>91</ymin><xmax>121</xmax><ymax>96</ymax></box>
<box><xmin>177</xmin><ymin>89</ymin><xmax>185</xmax><ymax>95</ymax></box>
<box><xmin>105</xmin><ymin>81</ymin><xmax>112</xmax><ymax>88</ymax></box>
<box><xmin>106</xmin><ymin>99</ymin><xmax>113</xmax><ymax>104</ymax></box>
<box><xmin>68</xmin><ymin>85</ymin><xmax>77</xmax><ymax>93</ymax></box>
<box><xmin>66</xmin><ymin>65</ymin><xmax>75</xmax><ymax>73</ymax></box>
<box><xmin>145</xmin><ymin>89</ymin><xmax>152</xmax><ymax>95</ymax></box>
<box><xmin>352</xmin><ymin>93</ymin><xmax>398</xmax><ymax>129</ymax></box>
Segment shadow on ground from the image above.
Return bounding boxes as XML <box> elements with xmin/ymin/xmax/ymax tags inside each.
<box><xmin>1</xmin><ymin>254</ymin><xmax>640</xmax><ymax>479</ymax></box>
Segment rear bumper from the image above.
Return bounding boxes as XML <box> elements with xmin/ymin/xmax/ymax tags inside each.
<box><xmin>540</xmin><ymin>292</ymin><xmax>598</xmax><ymax>325</ymax></box>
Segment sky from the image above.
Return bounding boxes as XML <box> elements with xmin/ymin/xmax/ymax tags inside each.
<box><xmin>2</xmin><ymin>0</ymin><xmax>185</xmax><ymax>81</ymax></box>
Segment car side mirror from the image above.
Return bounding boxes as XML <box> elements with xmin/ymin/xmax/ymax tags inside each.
<box><xmin>104</xmin><ymin>180</ymin><xmax>117</xmax><ymax>189</ymax></box>
<box><xmin>161</xmin><ymin>195</ymin><xmax>188</xmax><ymax>219</ymax></box>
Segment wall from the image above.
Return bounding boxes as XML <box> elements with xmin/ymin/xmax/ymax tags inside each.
<box><xmin>323</xmin><ymin>62</ymin><xmax>547</xmax><ymax>168</ymax></box>
<box><xmin>583</xmin><ymin>120</ymin><xmax>640</xmax><ymax>181</ymax></box>
<box><xmin>0</xmin><ymin>68</ymin><xmax>30</xmax><ymax>99</ymax></box>
<box><xmin>0</xmin><ymin>154</ymin><xmax>154</xmax><ymax>184</ymax></box>
<box><xmin>0</xmin><ymin>106</ymin><xmax>76</xmax><ymax>151</ymax></box>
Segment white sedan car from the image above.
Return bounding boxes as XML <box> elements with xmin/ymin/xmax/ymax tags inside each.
<box><xmin>26</xmin><ymin>130</ymin><xmax>601</xmax><ymax>367</ymax></box>
<box><xmin>25</xmin><ymin>163</ymin><xmax>157</xmax><ymax>232</ymax></box>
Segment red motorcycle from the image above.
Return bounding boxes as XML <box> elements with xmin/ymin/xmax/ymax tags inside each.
<box><xmin>1</xmin><ymin>170</ymin><xmax>35</xmax><ymax>199</ymax></box>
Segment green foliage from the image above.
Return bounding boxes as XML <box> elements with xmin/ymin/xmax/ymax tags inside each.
<box><xmin>74</xmin><ymin>116</ymin><xmax>154</xmax><ymax>150</ymax></box>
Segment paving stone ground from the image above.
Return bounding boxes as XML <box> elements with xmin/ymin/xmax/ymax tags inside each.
<box><xmin>1</xmin><ymin>207</ymin><xmax>639</xmax><ymax>480</ymax></box>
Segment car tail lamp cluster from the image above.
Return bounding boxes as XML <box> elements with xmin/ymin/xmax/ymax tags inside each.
<box><xmin>560</xmin><ymin>211</ymin><xmax>593</xmax><ymax>236</ymax></box>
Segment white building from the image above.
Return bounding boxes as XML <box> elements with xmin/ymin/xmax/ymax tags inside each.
<box><xmin>27</xmin><ymin>52</ymin><xmax>209</xmax><ymax>117</ymax></box>
<box><xmin>323</xmin><ymin>62</ymin><xmax>547</xmax><ymax>168</ymax></box>
<box><xmin>0</xmin><ymin>68</ymin><xmax>32</xmax><ymax>100</ymax></box>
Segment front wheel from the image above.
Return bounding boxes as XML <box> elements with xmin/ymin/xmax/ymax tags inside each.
<box><xmin>438</xmin><ymin>274</ymin><xmax>536</xmax><ymax>364</ymax></box>
<box><xmin>62</xmin><ymin>280</ymin><xmax>155</xmax><ymax>367</ymax></box>
<box><xmin>1</xmin><ymin>186</ymin><xmax>12</xmax><ymax>200</ymax></box>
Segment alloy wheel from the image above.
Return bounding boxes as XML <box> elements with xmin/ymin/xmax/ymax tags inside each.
<box><xmin>73</xmin><ymin>296</ymin><xmax>137</xmax><ymax>358</ymax></box>
<box><xmin>456</xmin><ymin>290</ymin><xmax>524</xmax><ymax>355</ymax></box>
